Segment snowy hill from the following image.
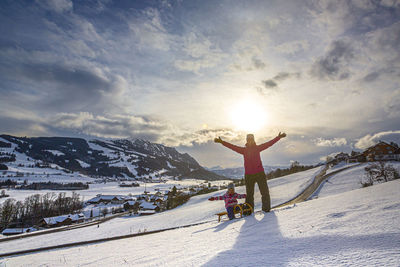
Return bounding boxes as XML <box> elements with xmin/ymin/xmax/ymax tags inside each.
<box><xmin>311</xmin><ymin>161</ymin><xmax>400</xmax><ymax>199</ymax></box>
<box><xmin>0</xmin><ymin>135</ymin><xmax>227</xmax><ymax>181</ymax></box>
<box><xmin>1</xmin><ymin>165</ymin><xmax>399</xmax><ymax>266</ymax></box>
<box><xmin>0</xmin><ymin>166</ymin><xmax>325</xmax><ymax>254</ymax></box>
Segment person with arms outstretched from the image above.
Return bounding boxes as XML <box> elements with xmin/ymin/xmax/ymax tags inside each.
<box><xmin>214</xmin><ymin>132</ymin><xmax>286</xmax><ymax>212</ymax></box>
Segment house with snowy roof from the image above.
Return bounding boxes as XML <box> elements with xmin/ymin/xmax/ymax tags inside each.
<box><xmin>327</xmin><ymin>152</ymin><xmax>350</xmax><ymax>166</ymax></box>
<box><xmin>39</xmin><ymin>213</ymin><xmax>85</xmax><ymax>228</ymax></box>
<box><xmin>1</xmin><ymin>227</ymin><xmax>36</xmax><ymax>236</ymax></box>
<box><xmin>363</xmin><ymin>141</ymin><xmax>399</xmax><ymax>162</ymax></box>
<box><xmin>123</xmin><ymin>200</ymin><xmax>139</xmax><ymax>212</ymax></box>
<box><xmin>86</xmin><ymin>194</ymin><xmax>132</xmax><ymax>205</ymax></box>
<box><xmin>139</xmin><ymin>200</ymin><xmax>158</xmax><ymax>211</ymax></box>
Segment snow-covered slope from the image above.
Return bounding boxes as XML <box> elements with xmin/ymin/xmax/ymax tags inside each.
<box><xmin>0</xmin><ymin>135</ymin><xmax>226</xmax><ymax>181</ymax></box>
<box><xmin>2</xmin><ymin>176</ymin><xmax>399</xmax><ymax>266</ymax></box>
<box><xmin>0</xmin><ymin>166</ymin><xmax>324</xmax><ymax>255</ymax></box>
<box><xmin>311</xmin><ymin>162</ymin><xmax>400</xmax><ymax>199</ymax></box>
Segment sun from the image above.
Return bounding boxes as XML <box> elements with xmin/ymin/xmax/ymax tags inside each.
<box><xmin>230</xmin><ymin>99</ymin><xmax>268</xmax><ymax>133</ymax></box>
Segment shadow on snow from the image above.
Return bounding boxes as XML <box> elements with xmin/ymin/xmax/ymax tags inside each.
<box><xmin>203</xmin><ymin>211</ymin><xmax>399</xmax><ymax>266</ymax></box>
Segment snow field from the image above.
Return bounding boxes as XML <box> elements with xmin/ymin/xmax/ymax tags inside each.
<box><xmin>2</xmin><ymin>179</ymin><xmax>399</xmax><ymax>266</ymax></box>
<box><xmin>0</xmin><ymin>166</ymin><xmax>324</xmax><ymax>254</ymax></box>
<box><xmin>0</xmin><ymin>179</ymin><xmax>232</xmax><ymax>204</ymax></box>
<box><xmin>312</xmin><ymin>162</ymin><xmax>400</xmax><ymax>199</ymax></box>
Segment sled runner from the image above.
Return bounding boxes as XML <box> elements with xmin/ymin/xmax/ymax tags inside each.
<box><xmin>216</xmin><ymin>203</ymin><xmax>253</xmax><ymax>222</ymax></box>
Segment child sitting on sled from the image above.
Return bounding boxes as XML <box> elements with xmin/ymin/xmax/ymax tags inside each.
<box><xmin>208</xmin><ymin>183</ymin><xmax>246</xmax><ymax>220</ymax></box>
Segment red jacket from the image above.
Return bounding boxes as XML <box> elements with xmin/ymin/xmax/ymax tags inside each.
<box><xmin>221</xmin><ymin>136</ymin><xmax>281</xmax><ymax>175</ymax></box>
<box><xmin>212</xmin><ymin>192</ymin><xmax>246</xmax><ymax>208</ymax></box>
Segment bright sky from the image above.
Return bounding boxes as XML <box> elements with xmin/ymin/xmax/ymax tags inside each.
<box><xmin>0</xmin><ymin>0</ymin><xmax>399</xmax><ymax>168</ymax></box>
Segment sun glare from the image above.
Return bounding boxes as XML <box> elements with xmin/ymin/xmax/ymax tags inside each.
<box><xmin>230</xmin><ymin>100</ymin><xmax>268</xmax><ymax>133</ymax></box>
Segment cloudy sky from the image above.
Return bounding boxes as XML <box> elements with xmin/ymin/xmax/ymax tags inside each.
<box><xmin>1</xmin><ymin>0</ymin><xmax>400</xmax><ymax>168</ymax></box>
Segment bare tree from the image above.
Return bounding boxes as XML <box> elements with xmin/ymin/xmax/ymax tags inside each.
<box><xmin>363</xmin><ymin>161</ymin><xmax>399</xmax><ymax>187</ymax></box>
<box><xmin>101</xmin><ymin>208</ymin><xmax>108</xmax><ymax>218</ymax></box>
<box><xmin>0</xmin><ymin>199</ymin><xmax>16</xmax><ymax>230</ymax></box>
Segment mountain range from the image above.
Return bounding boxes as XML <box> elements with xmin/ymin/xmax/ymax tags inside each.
<box><xmin>207</xmin><ymin>165</ymin><xmax>288</xmax><ymax>179</ymax></box>
<box><xmin>0</xmin><ymin>135</ymin><xmax>228</xmax><ymax>181</ymax></box>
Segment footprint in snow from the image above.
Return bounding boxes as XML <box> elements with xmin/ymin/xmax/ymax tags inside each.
<box><xmin>382</xmin><ymin>203</ymin><xmax>400</xmax><ymax>210</ymax></box>
<box><xmin>327</xmin><ymin>212</ymin><xmax>346</xmax><ymax>218</ymax></box>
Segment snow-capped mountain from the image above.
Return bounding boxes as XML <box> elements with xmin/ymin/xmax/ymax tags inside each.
<box><xmin>0</xmin><ymin>135</ymin><xmax>227</xmax><ymax>181</ymax></box>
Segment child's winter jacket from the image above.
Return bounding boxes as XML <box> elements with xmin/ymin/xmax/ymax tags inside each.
<box><xmin>210</xmin><ymin>192</ymin><xmax>246</xmax><ymax>208</ymax></box>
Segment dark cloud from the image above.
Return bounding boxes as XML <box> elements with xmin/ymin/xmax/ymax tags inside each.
<box><xmin>252</xmin><ymin>57</ymin><xmax>266</xmax><ymax>69</ymax></box>
<box><xmin>19</xmin><ymin>63</ymin><xmax>113</xmax><ymax>94</ymax></box>
<box><xmin>0</xmin><ymin>116</ymin><xmax>46</xmax><ymax>136</ymax></box>
<box><xmin>262</xmin><ymin>79</ymin><xmax>278</xmax><ymax>88</ymax></box>
<box><xmin>273</xmin><ymin>72</ymin><xmax>291</xmax><ymax>81</ymax></box>
<box><xmin>273</xmin><ymin>72</ymin><xmax>301</xmax><ymax>81</ymax></box>
<box><xmin>310</xmin><ymin>40</ymin><xmax>354</xmax><ymax>80</ymax></box>
<box><xmin>0</xmin><ymin>58</ymin><xmax>126</xmax><ymax>112</ymax></box>
<box><xmin>0</xmin><ymin>111</ymin><xmax>177</xmax><ymax>144</ymax></box>
<box><xmin>260</xmin><ymin>72</ymin><xmax>301</xmax><ymax>91</ymax></box>
<box><xmin>362</xmin><ymin>71</ymin><xmax>381</xmax><ymax>82</ymax></box>
<box><xmin>49</xmin><ymin>112</ymin><xmax>169</xmax><ymax>140</ymax></box>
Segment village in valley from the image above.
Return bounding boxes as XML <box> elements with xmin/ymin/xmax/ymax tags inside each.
<box><xmin>0</xmin><ymin>181</ymin><xmax>228</xmax><ymax>236</ymax></box>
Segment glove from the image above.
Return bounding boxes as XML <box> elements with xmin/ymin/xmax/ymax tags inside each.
<box><xmin>214</xmin><ymin>137</ymin><xmax>223</xmax><ymax>144</ymax></box>
<box><xmin>278</xmin><ymin>132</ymin><xmax>286</xmax><ymax>138</ymax></box>
<box><xmin>208</xmin><ymin>197</ymin><xmax>215</xmax><ymax>201</ymax></box>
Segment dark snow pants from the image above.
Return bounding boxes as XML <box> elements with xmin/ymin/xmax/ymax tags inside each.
<box><xmin>226</xmin><ymin>206</ymin><xmax>235</xmax><ymax>220</ymax></box>
<box><xmin>245</xmin><ymin>171</ymin><xmax>271</xmax><ymax>212</ymax></box>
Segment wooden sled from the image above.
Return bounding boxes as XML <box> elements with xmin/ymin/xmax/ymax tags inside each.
<box><xmin>216</xmin><ymin>203</ymin><xmax>253</xmax><ymax>222</ymax></box>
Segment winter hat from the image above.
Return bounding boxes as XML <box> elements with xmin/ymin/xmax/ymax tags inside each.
<box><xmin>246</xmin><ymin>134</ymin><xmax>256</xmax><ymax>147</ymax></box>
<box><xmin>246</xmin><ymin>134</ymin><xmax>255</xmax><ymax>142</ymax></box>
<box><xmin>227</xmin><ymin>183</ymin><xmax>235</xmax><ymax>190</ymax></box>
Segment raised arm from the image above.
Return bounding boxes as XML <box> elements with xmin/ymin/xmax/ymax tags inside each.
<box><xmin>214</xmin><ymin>137</ymin><xmax>245</xmax><ymax>155</ymax></box>
<box><xmin>208</xmin><ymin>195</ymin><xmax>224</xmax><ymax>201</ymax></box>
<box><xmin>258</xmin><ymin>132</ymin><xmax>286</xmax><ymax>152</ymax></box>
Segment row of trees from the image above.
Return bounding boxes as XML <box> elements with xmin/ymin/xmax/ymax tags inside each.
<box><xmin>0</xmin><ymin>192</ymin><xmax>83</xmax><ymax>231</ymax></box>
<box><xmin>0</xmin><ymin>154</ymin><xmax>16</xmax><ymax>163</ymax></box>
<box><xmin>266</xmin><ymin>161</ymin><xmax>316</xmax><ymax>180</ymax></box>
<box><xmin>0</xmin><ymin>179</ymin><xmax>17</xmax><ymax>187</ymax></box>
<box><xmin>17</xmin><ymin>181</ymin><xmax>89</xmax><ymax>190</ymax></box>
<box><xmin>165</xmin><ymin>186</ymin><xmax>191</xmax><ymax>210</ymax></box>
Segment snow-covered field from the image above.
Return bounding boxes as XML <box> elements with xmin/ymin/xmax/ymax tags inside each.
<box><xmin>1</xmin><ymin>170</ymin><xmax>399</xmax><ymax>266</ymax></box>
<box><xmin>0</xmin><ymin>166</ymin><xmax>324</xmax><ymax>206</ymax></box>
<box><xmin>324</xmin><ymin>162</ymin><xmax>360</xmax><ymax>175</ymax></box>
<box><xmin>268</xmin><ymin>166</ymin><xmax>324</xmax><ymax>205</ymax></box>
<box><xmin>0</xmin><ymin>179</ymin><xmax>233</xmax><ymax>204</ymax></box>
<box><xmin>311</xmin><ymin>162</ymin><xmax>400</xmax><ymax>199</ymax></box>
<box><xmin>0</xmin><ymin>166</ymin><xmax>324</xmax><ymax>255</ymax></box>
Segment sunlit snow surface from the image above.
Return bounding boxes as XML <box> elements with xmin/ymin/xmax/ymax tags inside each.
<box><xmin>0</xmin><ymin>166</ymin><xmax>323</xmax><ymax>254</ymax></box>
<box><xmin>1</xmin><ymin>177</ymin><xmax>399</xmax><ymax>266</ymax></box>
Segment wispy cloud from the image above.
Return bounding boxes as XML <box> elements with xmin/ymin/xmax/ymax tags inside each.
<box><xmin>355</xmin><ymin>130</ymin><xmax>400</xmax><ymax>149</ymax></box>
<box><xmin>313</xmin><ymin>137</ymin><xmax>347</xmax><ymax>147</ymax></box>
<box><xmin>37</xmin><ymin>0</ymin><xmax>73</xmax><ymax>13</ymax></box>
